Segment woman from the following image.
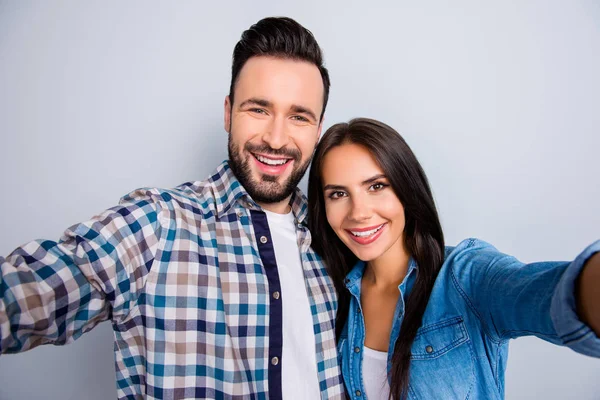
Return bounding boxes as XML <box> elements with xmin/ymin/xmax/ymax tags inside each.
<box><xmin>307</xmin><ymin>118</ymin><xmax>600</xmax><ymax>399</ymax></box>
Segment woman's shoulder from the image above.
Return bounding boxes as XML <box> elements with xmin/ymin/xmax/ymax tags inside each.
<box><xmin>444</xmin><ymin>238</ymin><xmax>498</xmax><ymax>257</ymax></box>
<box><xmin>443</xmin><ymin>238</ymin><xmax>508</xmax><ymax>265</ymax></box>
<box><xmin>441</xmin><ymin>238</ymin><xmax>516</xmax><ymax>284</ymax></box>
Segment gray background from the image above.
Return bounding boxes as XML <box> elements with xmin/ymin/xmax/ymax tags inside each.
<box><xmin>0</xmin><ymin>1</ymin><xmax>599</xmax><ymax>399</ymax></box>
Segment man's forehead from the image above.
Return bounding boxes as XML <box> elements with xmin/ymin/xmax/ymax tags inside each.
<box><xmin>234</xmin><ymin>56</ymin><xmax>324</xmax><ymax>108</ymax></box>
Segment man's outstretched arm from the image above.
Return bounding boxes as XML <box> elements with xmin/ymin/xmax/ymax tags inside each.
<box><xmin>0</xmin><ymin>193</ymin><xmax>162</xmax><ymax>353</ymax></box>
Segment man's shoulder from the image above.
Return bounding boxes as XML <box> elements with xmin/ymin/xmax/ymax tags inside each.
<box><xmin>118</xmin><ymin>178</ymin><xmax>219</xmax><ymax>219</ymax></box>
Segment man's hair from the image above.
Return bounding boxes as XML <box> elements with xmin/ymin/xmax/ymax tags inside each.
<box><xmin>229</xmin><ymin>17</ymin><xmax>330</xmax><ymax>121</ymax></box>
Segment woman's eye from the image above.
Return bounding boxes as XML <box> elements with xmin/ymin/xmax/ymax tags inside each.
<box><xmin>328</xmin><ymin>191</ymin><xmax>346</xmax><ymax>199</ymax></box>
<box><xmin>370</xmin><ymin>182</ymin><xmax>388</xmax><ymax>191</ymax></box>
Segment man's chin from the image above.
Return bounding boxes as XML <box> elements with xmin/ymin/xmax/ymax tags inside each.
<box><xmin>246</xmin><ymin>176</ymin><xmax>295</xmax><ymax>204</ymax></box>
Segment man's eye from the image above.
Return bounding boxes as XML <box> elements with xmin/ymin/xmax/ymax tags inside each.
<box><xmin>250</xmin><ymin>108</ymin><xmax>267</xmax><ymax>114</ymax></box>
<box><xmin>292</xmin><ymin>115</ymin><xmax>309</xmax><ymax>122</ymax></box>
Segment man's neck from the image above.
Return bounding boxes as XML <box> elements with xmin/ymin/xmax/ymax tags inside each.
<box><xmin>257</xmin><ymin>197</ymin><xmax>292</xmax><ymax>214</ymax></box>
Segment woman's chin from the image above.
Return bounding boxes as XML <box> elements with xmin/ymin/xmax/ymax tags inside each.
<box><xmin>349</xmin><ymin>248</ymin><xmax>380</xmax><ymax>263</ymax></box>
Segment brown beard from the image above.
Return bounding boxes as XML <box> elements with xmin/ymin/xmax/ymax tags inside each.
<box><xmin>228</xmin><ymin>136</ymin><xmax>311</xmax><ymax>204</ymax></box>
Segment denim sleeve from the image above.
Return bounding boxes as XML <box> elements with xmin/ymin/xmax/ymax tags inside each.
<box><xmin>550</xmin><ymin>241</ymin><xmax>600</xmax><ymax>356</ymax></box>
<box><xmin>0</xmin><ymin>193</ymin><xmax>161</xmax><ymax>354</ymax></box>
<box><xmin>449</xmin><ymin>238</ymin><xmax>600</xmax><ymax>357</ymax></box>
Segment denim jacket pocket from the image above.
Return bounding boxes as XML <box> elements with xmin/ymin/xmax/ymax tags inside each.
<box><xmin>409</xmin><ymin>316</ymin><xmax>474</xmax><ymax>399</ymax></box>
<box><xmin>411</xmin><ymin>316</ymin><xmax>469</xmax><ymax>359</ymax></box>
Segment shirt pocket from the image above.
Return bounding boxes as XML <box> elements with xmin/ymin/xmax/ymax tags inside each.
<box><xmin>408</xmin><ymin>316</ymin><xmax>474</xmax><ymax>400</ymax></box>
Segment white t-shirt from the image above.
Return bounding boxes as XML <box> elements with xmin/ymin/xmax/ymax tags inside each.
<box><xmin>265</xmin><ymin>209</ymin><xmax>321</xmax><ymax>399</ymax></box>
<box><xmin>363</xmin><ymin>346</ymin><xmax>390</xmax><ymax>400</ymax></box>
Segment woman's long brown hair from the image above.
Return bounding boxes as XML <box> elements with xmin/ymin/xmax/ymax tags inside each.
<box><xmin>308</xmin><ymin>118</ymin><xmax>445</xmax><ymax>399</ymax></box>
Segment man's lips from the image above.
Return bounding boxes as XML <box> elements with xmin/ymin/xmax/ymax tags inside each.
<box><xmin>251</xmin><ymin>152</ymin><xmax>294</xmax><ymax>175</ymax></box>
<box><xmin>252</xmin><ymin>152</ymin><xmax>293</xmax><ymax>166</ymax></box>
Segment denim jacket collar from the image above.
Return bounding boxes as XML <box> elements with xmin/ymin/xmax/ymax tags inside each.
<box><xmin>344</xmin><ymin>258</ymin><xmax>419</xmax><ymax>299</ymax></box>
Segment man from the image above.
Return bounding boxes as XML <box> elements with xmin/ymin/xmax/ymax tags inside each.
<box><xmin>0</xmin><ymin>17</ymin><xmax>344</xmax><ymax>399</ymax></box>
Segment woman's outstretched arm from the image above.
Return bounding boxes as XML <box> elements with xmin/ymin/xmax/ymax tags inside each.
<box><xmin>578</xmin><ymin>252</ymin><xmax>600</xmax><ymax>336</ymax></box>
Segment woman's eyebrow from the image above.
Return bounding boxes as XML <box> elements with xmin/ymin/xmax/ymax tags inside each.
<box><xmin>322</xmin><ymin>174</ymin><xmax>387</xmax><ymax>191</ymax></box>
<box><xmin>361</xmin><ymin>174</ymin><xmax>387</xmax><ymax>186</ymax></box>
<box><xmin>323</xmin><ymin>184</ymin><xmax>347</xmax><ymax>191</ymax></box>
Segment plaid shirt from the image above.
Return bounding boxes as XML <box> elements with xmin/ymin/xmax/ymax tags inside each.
<box><xmin>0</xmin><ymin>161</ymin><xmax>345</xmax><ymax>399</ymax></box>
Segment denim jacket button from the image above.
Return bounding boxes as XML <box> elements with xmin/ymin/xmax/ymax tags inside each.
<box><xmin>355</xmin><ymin>390</ymin><xmax>362</xmax><ymax>397</ymax></box>
<box><xmin>426</xmin><ymin>345</ymin><xmax>434</xmax><ymax>353</ymax></box>
<box><xmin>354</xmin><ymin>346</ymin><xmax>360</xmax><ymax>353</ymax></box>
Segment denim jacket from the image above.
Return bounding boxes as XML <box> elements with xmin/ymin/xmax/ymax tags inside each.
<box><xmin>339</xmin><ymin>238</ymin><xmax>600</xmax><ymax>399</ymax></box>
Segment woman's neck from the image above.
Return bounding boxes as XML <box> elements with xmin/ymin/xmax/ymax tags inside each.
<box><xmin>363</xmin><ymin>239</ymin><xmax>410</xmax><ymax>291</ymax></box>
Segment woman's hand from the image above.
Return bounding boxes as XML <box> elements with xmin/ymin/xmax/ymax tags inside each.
<box><xmin>577</xmin><ymin>252</ymin><xmax>600</xmax><ymax>336</ymax></box>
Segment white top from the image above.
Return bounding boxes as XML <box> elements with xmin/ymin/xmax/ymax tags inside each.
<box><xmin>265</xmin><ymin>209</ymin><xmax>321</xmax><ymax>399</ymax></box>
<box><xmin>362</xmin><ymin>346</ymin><xmax>390</xmax><ymax>400</ymax></box>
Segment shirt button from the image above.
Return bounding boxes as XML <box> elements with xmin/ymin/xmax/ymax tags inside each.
<box><xmin>354</xmin><ymin>346</ymin><xmax>360</xmax><ymax>353</ymax></box>
<box><xmin>272</xmin><ymin>291</ymin><xmax>280</xmax><ymax>300</ymax></box>
<box><xmin>271</xmin><ymin>356</ymin><xmax>279</xmax><ymax>366</ymax></box>
<box><xmin>355</xmin><ymin>390</ymin><xmax>362</xmax><ymax>397</ymax></box>
<box><xmin>426</xmin><ymin>345</ymin><xmax>434</xmax><ymax>353</ymax></box>
<box><xmin>260</xmin><ymin>236</ymin><xmax>268</xmax><ymax>244</ymax></box>
<box><xmin>236</xmin><ymin>210</ymin><xmax>244</xmax><ymax>218</ymax></box>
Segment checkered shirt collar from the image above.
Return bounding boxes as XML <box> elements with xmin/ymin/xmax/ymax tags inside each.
<box><xmin>208</xmin><ymin>160</ymin><xmax>309</xmax><ymax>224</ymax></box>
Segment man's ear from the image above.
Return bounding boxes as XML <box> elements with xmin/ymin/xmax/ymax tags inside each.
<box><xmin>224</xmin><ymin>95</ymin><xmax>232</xmax><ymax>133</ymax></box>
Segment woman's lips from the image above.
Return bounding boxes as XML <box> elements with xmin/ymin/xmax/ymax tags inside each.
<box><xmin>345</xmin><ymin>223</ymin><xmax>386</xmax><ymax>245</ymax></box>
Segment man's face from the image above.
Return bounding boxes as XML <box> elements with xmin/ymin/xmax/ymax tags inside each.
<box><xmin>225</xmin><ymin>56</ymin><xmax>324</xmax><ymax>206</ymax></box>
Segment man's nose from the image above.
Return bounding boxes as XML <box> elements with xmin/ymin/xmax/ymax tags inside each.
<box><xmin>262</xmin><ymin>117</ymin><xmax>289</xmax><ymax>150</ymax></box>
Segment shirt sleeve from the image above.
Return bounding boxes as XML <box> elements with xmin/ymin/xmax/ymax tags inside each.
<box><xmin>449</xmin><ymin>238</ymin><xmax>600</xmax><ymax>357</ymax></box>
<box><xmin>0</xmin><ymin>192</ymin><xmax>162</xmax><ymax>354</ymax></box>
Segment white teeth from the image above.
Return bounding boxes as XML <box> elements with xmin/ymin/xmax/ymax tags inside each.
<box><xmin>255</xmin><ymin>154</ymin><xmax>289</xmax><ymax>166</ymax></box>
<box><xmin>351</xmin><ymin>224</ymin><xmax>384</xmax><ymax>237</ymax></box>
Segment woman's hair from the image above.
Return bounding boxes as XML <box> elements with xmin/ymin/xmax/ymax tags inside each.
<box><xmin>307</xmin><ymin>118</ymin><xmax>445</xmax><ymax>399</ymax></box>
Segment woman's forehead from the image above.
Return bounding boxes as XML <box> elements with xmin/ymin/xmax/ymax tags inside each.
<box><xmin>321</xmin><ymin>143</ymin><xmax>384</xmax><ymax>184</ymax></box>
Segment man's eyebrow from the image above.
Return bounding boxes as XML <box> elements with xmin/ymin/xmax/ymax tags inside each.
<box><xmin>290</xmin><ymin>105</ymin><xmax>318</xmax><ymax>122</ymax></box>
<box><xmin>238</xmin><ymin>98</ymin><xmax>272</xmax><ymax>108</ymax></box>
<box><xmin>322</xmin><ymin>174</ymin><xmax>387</xmax><ymax>191</ymax></box>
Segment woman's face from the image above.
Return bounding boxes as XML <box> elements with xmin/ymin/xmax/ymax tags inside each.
<box><xmin>321</xmin><ymin>143</ymin><xmax>406</xmax><ymax>262</ymax></box>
